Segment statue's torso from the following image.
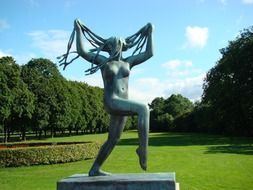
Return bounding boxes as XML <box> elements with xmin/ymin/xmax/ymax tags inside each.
<box><xmin>101</xmin><ymin>60</ymin><xmax>130</xmax><ymax>109</ymax></box>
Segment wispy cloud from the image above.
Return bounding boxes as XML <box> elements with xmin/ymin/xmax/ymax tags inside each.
<box><xmin>28</xmin><ymin>30</ymin><xmax>71</xmax><ymax>59</ymax></box>
<box><xmin>183</xmin><ymin>26</ymin><xmax>209</xmax><ymax>49</ymax></box>
<box><xmin>162</xmin><ymin>59</ymin><xmax>192</xmax><ymax>70</ymax></box>
<box><xmin>129</xmin><ymin>77</ymin><xmax>166</xmax><ymax>104</ymax></box>
<box><xmin>163</xmin><ymin>74</ymin><xmax>205</xmax><ymax>102</ymax></box>
<box><xmin>15</xmin><ymin>52</ymin><xmax>37</xmax><ymax>64</ymax></box>
<box><xmin>28</xmin><ymin>29</ymin><xmax>94</xmax><ymax>60</ymax></box>
<box><xmin>242</xmin><ymin>0</ymin><xmax>253</xmax><ymax>4</ymax></box>
<box><xmin>161</xmin><ymin>59</ymin><xmax>202</xmax><ymax>79</ymax></box>
<box><xmin>0</xmin><ymin>49</ymin><xmax>36</xmax><ymax>64</ymax></box>
<box><xmin>0</xmin><ymin>19</ymin><xmax>10</xmax><ymax>31</ymax></box>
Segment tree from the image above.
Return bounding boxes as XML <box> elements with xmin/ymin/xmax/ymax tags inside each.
<box><xmin>164</xmin><ymin>94</ymin><xmax>194</xmax><ymax>118</ymax></box>
<box><xmin>21</xmin><ymin>58</ymin><xmax>66</xmax><ymax>138</ymax></box>
<box><xmin>0</xmin><ymin>56</ymin><xmax>34</xmax><ymax>142</ymax></box>
<box><xmin>149</xmin><ymin>94</ymin><xmax>193</xmax><ymax>131</ymax></box>
<box><xmin>202</xmin><ymin>26</ymin><xmax>253</xmax><ymax>136</ymax></box>
<box><xmin>149</xmin><ymin>97</ymin><xmax>166</xmax><ymax>131</ymax></box>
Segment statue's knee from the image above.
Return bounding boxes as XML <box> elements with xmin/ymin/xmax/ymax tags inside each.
<box><xmin>140</xmin><ymin>104</ymin><xmax>149</xmax><ymax>117</ymax></box>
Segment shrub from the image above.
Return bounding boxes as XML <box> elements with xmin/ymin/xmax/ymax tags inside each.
<box><xmin>0</xmin><ymin>142</ymin><xmax>100</xmax><ymax>167</ymax></box>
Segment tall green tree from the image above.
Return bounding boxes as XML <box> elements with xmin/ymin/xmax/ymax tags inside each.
<box><xmin>0</xmin><ymin>56</ymin><xmax>34</xmax><ymax>142</ymax></box>
<box><xmin>21</xmin><ymin>58</ymin><xmax>66</xmax><ymax>138</ymax></box>
<box><xmin>149</xmin><ymin>94</ymin><xmax>193</xmax><ymax>131</ymax></box>
<box><xmin>164</xmin><ymin>94</ymin><xmax>194</xmax><ymax>118</ymax></box>
<box><xmin>202</xmin><ymin>26</ymin><xmax>253</xmax><ymax>136</ymax></box>
<box><xmin>149</xmin><ymin>97</ymin><xmax>166</xmax><ymax>131</ymax></box>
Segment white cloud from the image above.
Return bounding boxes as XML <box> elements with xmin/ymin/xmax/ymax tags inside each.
<box><xmin>162</xmin><ymin>59</ymin><xmax>192</xmax><ymax>70</ymax></box>
<box><xmin>128</xmin><ymin>73</ymin><xmax>206</xmax><ymax>104</ymax></box>
<box><xmin>129</xmin><ymin>77</ymin><xmax>166</xmax><ymax>104</ymax></box>
<box><xmin>161</xmin><ymin>59</ymin><xmax>203</xmax><ymax>80</ymax></box>
<box><xmin>28</xmin><ymin>29</ymin><xmax>94</xmax><ymax>61</ymax></box>
<box><xmin>0</xmin><ymin>19</ymin><xmax>9</xmax><ymax>31</ymax></box>
<box><xmin>242</xmin><ymin>0</ymin><xmax>253</xmax><ymax>4</ymax></box>
<box><xmin>127</xmin><ymin>58</ymin><xmax>206</xmax><ymax>103</ymax></box>
<box><xmin>15</xmin><ymin>52</ymin><xmax>37</xmax><ymax>64</ymax></box>
<box><xmin>163</xmin><ymin>74</ymin><xmax>205</xmax><ymax>102</ymax></box>
<box><xmin>28</xmin><ymin>30</ymin><xmax>71</xmax><ymax>59</ymax></box>
<box><xmin>184</xmin><ymin>26</ymin><xmax>209</xmax><ymax>49</ymax></box>
<box><xmin>0</xmin><ymin>49</ymin><xmax>37</xmax><ymax>64</ymax></box>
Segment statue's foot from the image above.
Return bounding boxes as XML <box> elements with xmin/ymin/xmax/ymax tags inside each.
<box><xmin>88</xmin><ymin>169</ymin><xmax>111</xmax><ymax>176</ymax></box>
<box><xmin>136</xmin><ymin>147</ymin><xmax>147</xmax><ymax>171</ymax></box>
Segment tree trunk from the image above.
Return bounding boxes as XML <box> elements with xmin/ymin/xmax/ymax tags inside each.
<box><xmin>39</xmin><ymin>130</ymin><xmax>42</xmax><ymax>140</ymax></box>
<box><xmin>51</xmin><ymin>127</ymin><xmax>54</xmax><ymax>138</ymax></box>
<box><xmin>4</xmin><ymin>125</ymin><xmax>7</xmax><ymax>143</ymax></box>
<box><xmin>21</xmin><ymin>126</ymin><xmax>26</xmax><ymax>141</ymax></box>
<box><xmin>53</xmin><ymin>128</ymin><xmax>56</xmax><ymax>137</ymax></box>
<box><xmin>7</xmin><ymin>126</ymin><xmax>11</xmax><ymax>142</ymax></box>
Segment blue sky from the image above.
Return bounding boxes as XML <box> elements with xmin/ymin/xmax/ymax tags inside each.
<box><xmin>1</xmin><ymin>0</ymin><xmax>253</xmax><ymax>103</ymax></box>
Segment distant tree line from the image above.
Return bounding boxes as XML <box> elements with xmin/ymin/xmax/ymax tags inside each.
<box><xmin>0</xmin><ymin>57</ymin><xmax>136</xmax><ymax>142</ymax></box>
<box><xmin>149</xmin><ymin>26</ymin><xmax>253</xmax><ymax>136</ymax></box>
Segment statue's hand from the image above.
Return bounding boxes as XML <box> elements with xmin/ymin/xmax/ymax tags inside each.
<box><xmin>74</xmin><ymin>19</ymin><xmax>81</xmax><ymax>30</ymax></box>
<box><xmin>145</xmin><ymin>23</ymin><xmax>154</xmax><ymax>34</ymax></box>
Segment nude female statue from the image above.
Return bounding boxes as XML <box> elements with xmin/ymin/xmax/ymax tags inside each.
<box><xmin>59</xmin><ymin>19</ymin><xmax>154</xmax><ymax>176</ymax></box>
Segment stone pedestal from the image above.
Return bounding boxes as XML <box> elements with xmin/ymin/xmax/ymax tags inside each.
<box><xmin>57</xmin><ymin>173</ymin><xmax>179</xmax><ymax>190</ymax></box>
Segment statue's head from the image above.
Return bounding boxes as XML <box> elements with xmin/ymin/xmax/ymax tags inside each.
<box><xmin>102</xmin><ymin>37</ymin><xmax>127</xmax><ymax>58</ymax></box>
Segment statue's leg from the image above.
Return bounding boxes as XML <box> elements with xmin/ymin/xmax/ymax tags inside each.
<box><xmin>108</xmin><ymin>98</ymin><xmax>150</xmax><ymax>171</ymax></box>
<box><xmin>135</xmin><ymin>104</ymin><xmax>149</xmax><ymax>171</ymax></box>
<box><xmin>88</xmin><ymin>115</ymin><xmax>127</xmax><ymax>176</ymax></box>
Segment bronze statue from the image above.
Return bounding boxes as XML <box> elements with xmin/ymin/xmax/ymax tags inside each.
<box><xmin>59</xmin><ymin>19</ymin><xmax>154</xmax><ymax>176</ymax></box>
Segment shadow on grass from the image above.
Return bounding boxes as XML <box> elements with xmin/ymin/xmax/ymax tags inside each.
<box><xmin>118</xmin><ymin>132</ymin><xmax>253</xmax><ymax>155</ymax></box>
<box><xmin>206</xmin><ymin>145</ymin><xmax>253</xmax><ymax>155</ymax></box>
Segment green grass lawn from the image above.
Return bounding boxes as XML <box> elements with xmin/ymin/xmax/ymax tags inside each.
<box><xmin>0</xmin><ymin>131</ymin><xmax>253</xmax><ymax>190</ymax></box>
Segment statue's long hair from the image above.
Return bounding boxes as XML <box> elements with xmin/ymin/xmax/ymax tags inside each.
<box><xmin>58</xmin><ymin>21</ymin><xmax>149</xmax><ymax>75</ymax></box>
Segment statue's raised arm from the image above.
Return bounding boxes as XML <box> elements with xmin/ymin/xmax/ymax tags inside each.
<box><xmin>125</xmin><ymin>23</ymin><xmax>154</xmax><ymax>69</ymax></box>
<box><xmin>74</xmin><ymin>19</ymin><xmax>107</xmax><ymax>67</ymax></box>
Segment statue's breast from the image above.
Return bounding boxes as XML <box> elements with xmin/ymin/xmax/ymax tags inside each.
<box><xmin>103</xmin><ymin>61</ymin><xmax>130</xmax><ymax>80</ymax></box>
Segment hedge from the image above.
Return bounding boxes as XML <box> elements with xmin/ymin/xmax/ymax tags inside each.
<box><xmin>0</xmin><ymin>141</ymin><xmax>93</xmax><ymax>149</ymax></box>
<box><xmin>0</xmin><ymin>142</ymin><xmax>101</xmax><ymax>167</ymax></box>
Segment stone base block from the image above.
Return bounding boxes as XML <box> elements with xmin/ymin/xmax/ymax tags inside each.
<box><xmin>57</xmin><ymin>173</ymin><xmax>179</xmax><ymax>190</ymax></box>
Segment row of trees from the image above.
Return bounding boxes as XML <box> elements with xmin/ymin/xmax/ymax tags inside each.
<box><xmin>0</xmin><ymin>57</ymin><xmax>135</xmax><ymax>142</ymax></box>
<box><xmin>150</xmin><ymin>27</ymin><xmax>253</xmax><ymax>136</ymax></box>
